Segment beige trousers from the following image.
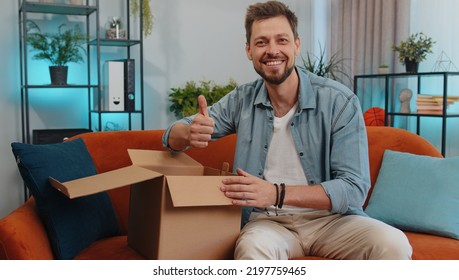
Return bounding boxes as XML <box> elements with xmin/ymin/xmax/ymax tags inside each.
<box><xmin>235</xmin><ymin>210</ymin><xmax>412</xmax><ymax>260</ymax></box>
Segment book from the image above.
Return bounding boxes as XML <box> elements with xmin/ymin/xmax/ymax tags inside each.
<box><xmin>417</xmin><ymin>110</ymin><xmax>444</xmax><ymax>115</ymax></box>
<box><xmin>416</xmin><ymin>104</ymin><xmax>444</xmax><ymax>110</ymax></box>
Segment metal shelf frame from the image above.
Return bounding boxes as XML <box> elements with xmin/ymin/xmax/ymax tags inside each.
<box><xmin>354</xmin><ymin>71</ymin><xmax>459</xmax><ymax>157</ymax></box>
<box><xmin>18</xmin><ymin>0</ymin><xmax>145</xmax><ymax>200</ymax></box>
<box><xmin>18</xmin><ymin>0</ymin><xmax>145</xmax><ymax>145</ymax></box>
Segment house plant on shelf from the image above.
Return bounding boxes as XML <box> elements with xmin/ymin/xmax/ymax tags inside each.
<box><xmin>392</xmin><ymin>32</ymin><xmax>435</xmax><ymax>73</ymax></box>
<box><xmin>299</xmin><ymin>46</ymin><xmax>351</xmax><ymax>85</ymax></box>
<box><xmin>105</xmin><ymin>17</ymin><xmax>126</xmax><ymax>39</ymax></box>
<box><xmin>26</xmin><ymin>21</ymin><xmax>87</xmax><ymax>85</ymax></box>
<box><xmin>378</xmin><ymin>64</ymin><xmax>389</xmax><ymax>74</ymax></box>
<box><xmin>131</xmin><ymin>0</ymin><xmax>154</xmax><ymax>38</ymax></box>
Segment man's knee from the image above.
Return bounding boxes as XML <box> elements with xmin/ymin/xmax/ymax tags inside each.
<box><xmin>234</xmin><ymin>233</ymin><xmax>280</xmax><ymax>260</ymax></box>
<box><xmin>326</xmin><ymin>216</ymin><xmax>413</xmax><ymax>260</ymax></box>
<box><xmin>234</xmin><ymin>219</ymin><xmax>302</xmax><ymax>260</ymax></box>
<box><xmin>367</xmin><ymin>225</ymin><xmax>412</xmax><ymax>260</ymax></box>
<box><xmin>234</xmin><ymin>225</ymin><xmax>287</xmax><ymax>259</ymax></box>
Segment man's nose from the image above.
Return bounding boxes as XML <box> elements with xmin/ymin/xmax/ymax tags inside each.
<box><xmin>266</xmin><ymin>42</ymin><xmax>280</xmax><ymax>56</ymax></box>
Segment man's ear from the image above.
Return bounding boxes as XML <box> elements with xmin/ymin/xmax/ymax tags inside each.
<box><xmin>295</xmin><ymin>36</ymin><xmax>301</xmax><ymax>57</ymax></box>
<box><xmin>294</xmin><ymin>37</ymin><xmax>301</xmax><ymax>57</ymax></box>
<box><xmin>245</xmin><ymin>42</ymin><xmax>253</xmax><ymax>61</ymax></box>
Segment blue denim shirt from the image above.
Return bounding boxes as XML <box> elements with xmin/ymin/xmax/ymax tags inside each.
<box><xmin>163</xmin><ymin>67</ymin><xmax>370</xmax><ymax>226</ymax></box>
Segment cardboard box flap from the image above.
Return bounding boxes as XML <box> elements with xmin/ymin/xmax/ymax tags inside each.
<box><xmin>128</xmin><ymin>149</ymin><xmax>204</xmax><ymax>175</ymax></box>
<box><xmin>166</xmin><ymin>176</ymin><xmax>234</xmax><ymax>207</ymax></box>
<box><xmin>50</xmin><ymin>165</ymin><xmax>163</xmax><ymax>199</ymax></box>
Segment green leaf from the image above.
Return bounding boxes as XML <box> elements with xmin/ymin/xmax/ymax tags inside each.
<box><xmin>392</xmin><ymin>32</ymin><xmax>435</xmax><ymax>64</ymax></box>
<box><xmin>26</xmin><ymin>21</ymin><xmax>88</xmax><ymax>66</ymax></box>
<box><xmin>168</xmin><ymin>79</ymin><xmax>237</xmax><ymax>119</ymax></box>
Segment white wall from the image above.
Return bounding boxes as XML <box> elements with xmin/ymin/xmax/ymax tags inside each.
<box><xmin>409</xmin><ymin>0</ymin><xmax>459</xmax><ymax>155</ymax></box>
<box><xmin>410</xmin><ymin>0</ymin><xmax>459</xmax><ymax>72</ymax></box>
<box><xmin>0</xmin><ymin>0</ymin><xmax>311</xmax><ymax>218</ymax></box>
<box><xmin>0</xmin><ymin>0</ymin><xmax>23</xmax><ymax>218</ymax></box>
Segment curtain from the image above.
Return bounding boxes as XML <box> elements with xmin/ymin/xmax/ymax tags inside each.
<box><xmin>328</xmin><ymin>0</ymin><xmax>411</xmax><ymax>89</ymax></box>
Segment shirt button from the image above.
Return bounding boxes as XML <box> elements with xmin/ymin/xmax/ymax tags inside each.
<box><xmin>299</xmin><ymin>152</ymin><xmax>304</xmax><ymax>156</ymax></box>
<box><xmin>291</xmin><ymin>122</ymin><xmax>294</xmax><ymax>126</ymax></box>
<box><xmin>309</xmin><ymin>180</ymin><xmax>315</xmax><ymax>184</ymax></box>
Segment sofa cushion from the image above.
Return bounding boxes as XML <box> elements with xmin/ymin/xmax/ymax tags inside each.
<box><xmin>74</xmin><ymin>235</ymin><xmax>145</xmax><ymax>260</ymax></box>
<box><xmin>365</xmin><ymin>150</ymin><xmax>459</xmax><ymax>239</ymax></box>
<box><xmin>11</xmin><ymin>139</ymin><xmax>120</xmax><ymax>259</ymax></box>
<box><xmin>404</xmin><ymin>231</ymin><xmax>459</xmax><ymax>260</ymax></box>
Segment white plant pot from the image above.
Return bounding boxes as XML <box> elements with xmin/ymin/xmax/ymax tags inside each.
<box><xmin>378</xmin><ymin>67</ymin><xmax>389</xmax><ymax>74</ymax></box>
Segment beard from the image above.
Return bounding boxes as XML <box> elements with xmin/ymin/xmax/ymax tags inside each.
<box><xmin>254</xmin><ymin>59</ymin><xmax>295</xmax><ymax>85</ymax></box>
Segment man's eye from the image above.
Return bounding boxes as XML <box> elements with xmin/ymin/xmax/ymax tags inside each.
<box><xmin>279</xmin><ymin>38</ymin><xmax>289</xmax><ymax>44</ymax></box>
<box><xmin>255</xmin><ymin>41</ymin><xmax>266</xmax><ymax>46</ymax></box>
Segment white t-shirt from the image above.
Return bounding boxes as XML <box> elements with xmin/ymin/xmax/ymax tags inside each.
<box><xmin>262</xmin><ymin>102</ymin><xmax>314</xmax><ymax>215</ymax></box>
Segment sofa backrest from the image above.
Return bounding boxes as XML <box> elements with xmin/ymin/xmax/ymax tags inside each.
<box><xmin>74</xmin><ymin>127</ymin><xmax>441</xmax><ymax>231</ymax></box>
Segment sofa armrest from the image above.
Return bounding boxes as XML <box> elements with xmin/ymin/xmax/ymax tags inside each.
<box><xmin>0</xmin><ymin>198</ymin><xmax>54</xmax><ymax>260</ymax></box>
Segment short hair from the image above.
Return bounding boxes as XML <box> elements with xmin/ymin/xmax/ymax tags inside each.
<box><xmin>245</xmin><ymin>1</ymin><xmax>299</xmax><ymax>43</ymax></box>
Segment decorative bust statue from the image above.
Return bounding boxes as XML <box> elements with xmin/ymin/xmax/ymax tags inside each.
<box><xmin>399</xmin><ymin>88</ymin><xmax>413</xmax><ymax>113</ymax></box>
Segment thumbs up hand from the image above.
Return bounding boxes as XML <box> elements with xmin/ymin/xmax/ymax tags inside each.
<box><xmin>198</xmin><ymin>94</ymin><xmax>209</xmax><ymax>117</ymax></box>
<box><xmin>189</xmin><ymin>95</ymin><xmax>215</xmax><ymax>148</ymax></box>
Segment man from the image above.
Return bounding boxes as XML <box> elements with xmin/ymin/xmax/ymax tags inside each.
<box><xmin>163</xmin><ymin>1</ymin><xmax>412</xmax><ymax>260</ymax></box>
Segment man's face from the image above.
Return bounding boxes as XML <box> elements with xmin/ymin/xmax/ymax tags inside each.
<box><xmin>246</xmin><ymin>16</ymin><xmax>300</xmax><ymax>85</ymax></box>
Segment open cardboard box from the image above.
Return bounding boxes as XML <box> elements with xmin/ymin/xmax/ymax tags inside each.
<box><xmin>50</xmin><ymin>150</ymin><xmax>242</xmax><ymax>260</ymax></box>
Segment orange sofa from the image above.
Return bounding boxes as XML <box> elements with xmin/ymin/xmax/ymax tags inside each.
<box><xmin>1</xmin><ymin>126</ymin><xmax>459</xmax><ymax>260</ymax></box>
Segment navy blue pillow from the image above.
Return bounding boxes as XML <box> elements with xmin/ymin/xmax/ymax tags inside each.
<box><xmin>11</xmin><ymin>139</ymin><xmax>120</xmax><ymax>259</ymax></box>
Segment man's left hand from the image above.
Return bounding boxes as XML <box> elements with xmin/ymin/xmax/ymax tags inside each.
<box><xmin>221</xmin><ymin>168</ymin><xmax>277</xmax><ymax>207</ymax></box>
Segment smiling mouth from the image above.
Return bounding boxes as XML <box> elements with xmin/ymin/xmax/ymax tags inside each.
<box><xmin>265</xmin><ymin>60</ymin><xmax>283</xmax><ymax>66</ymax></box>
<box><xmin>265</xmin><ymin>60</ymin><xmax>284</xmax><ymax>66</ymax></box>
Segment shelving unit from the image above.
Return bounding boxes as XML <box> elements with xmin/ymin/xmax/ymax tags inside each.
<box><xmin>354</xmin><ymin>72</ymin><xmax>459</xmax><ymax>157</ymax></box>
<box><xmin>18</xmin><ymin>0</ymin><xmax>144</xmax><ymax>144</ymax></box>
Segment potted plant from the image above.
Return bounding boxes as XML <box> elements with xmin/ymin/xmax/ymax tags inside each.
<box><xmin>169</xmin><ymin>79</ymin><xmax>237</xmax><ymax>119</ymax></box>
<box><xmin>26</xmin><ymin>20</ymin><xmax>87</xmax><ymax>85</ymax></box>
<box><xmin>131</xmin><ymin>0</ymin><xmax>154</xmax><ymax>38</ymax></box>
<box><xmin>392</xmin><ymin>32</ymin><xmax>435</xmax><ymax>73</ymax></box>
<box><xmin>299</xmin><ymin>46</ymin><xmax>351</xmax><ymax>84</ymax></box>
<box><xmin>378</xmin><ymin>64</ymin><xmax>389</xmax><ymax>74</ymax></box>
<box><xmin>105</xmin><ymin>17</ymin><xmax>126</xmax><ymax>39</ymax></box>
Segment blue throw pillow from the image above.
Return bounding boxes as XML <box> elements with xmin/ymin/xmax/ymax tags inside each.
<box><xmin>11</xmin><ymin>139</ymin><xmax>120</xmax><ymax>259</ymax></box>
<box><xmin>365</xmin><ymin>150</ymin><xmax>459</xmax><ymax>239</ymax></box>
